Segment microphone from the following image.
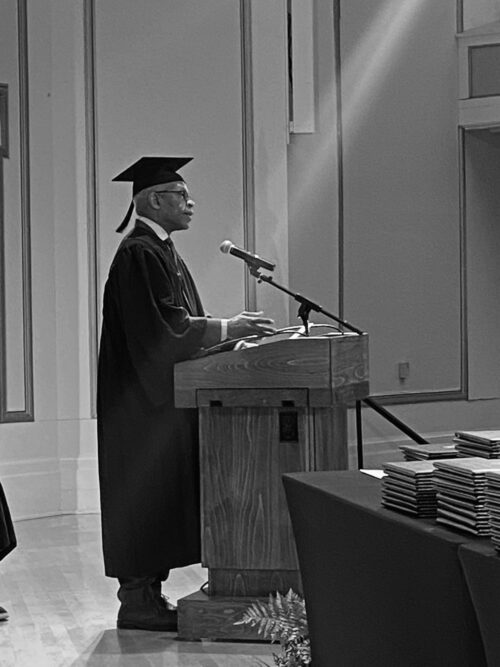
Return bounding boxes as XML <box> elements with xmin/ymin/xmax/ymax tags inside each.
<box><xmin>220</xmin><ymin>240</ymin><xmax>275</xmax><ymax>272</ymax></box>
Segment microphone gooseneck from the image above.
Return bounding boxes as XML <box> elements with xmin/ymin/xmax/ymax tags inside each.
<box><xmin>219</xmin><ymin>240</ymin><xmax>364</xmax><ymax>336</ymax></box>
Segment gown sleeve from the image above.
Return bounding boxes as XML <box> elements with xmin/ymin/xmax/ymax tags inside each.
<box><xmin>110</xmin><ymin>244</ymin><xmax>208</xmax><ymax>405</ymax></box>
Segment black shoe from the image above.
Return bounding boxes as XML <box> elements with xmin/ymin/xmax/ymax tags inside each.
<box><xmin>117</xmin><ymin>607</ymin><xmax>177</xmax><ymax>632</ymax></box>
<box><xmin>116</xmin><ymin>577</ymin><xmax>177</xmax><ymax>632</ymax></box>
<box><xmin>0</xmin><ymin>606</ymin><xmax>8</xmax><ymax>622</ymax></box>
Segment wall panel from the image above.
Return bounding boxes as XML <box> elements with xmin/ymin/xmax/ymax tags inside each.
<box><xmin>462</xmin><ymin>0</ymin><xmax>500</xmax><ymax>30</ymax></box>
<box><xmin>95</xmin><ymin>0</ymin><xmax>247</xmax><ymax>321</ymax></box>
<box><xmin>287</xmin><ymin>0</ymin><xmax>340</xmax><ymax>325</ymax></box>
<box><xmin>0</xmin><ymin>0</ymin><xmax>33</xmax><ymax>422</ymax></box>
<box><xmin>464</xmin><ymin>130</ymin><xmax>500</xmax><ymax>398</ymax></box>
<box><xmin>248</xmin><ymin>0</ymin><xmax>290</xmax><ymax>327</ymax></box>
<box><xmin>341</xmin><ymin>0</ymin><xmax>463</xmax><ymax>399</ymax></box>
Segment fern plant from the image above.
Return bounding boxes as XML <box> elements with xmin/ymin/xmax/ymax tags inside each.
<box><xmin>235</xmin><ymin>589</ymin><xmax>311</xmax><ymax>666</ymax></box>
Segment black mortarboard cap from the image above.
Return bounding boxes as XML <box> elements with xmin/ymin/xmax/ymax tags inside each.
<box><xmin>113</xmin><ymin>156</ymin><xmax>193</xmax><ymax>232</ymax></box>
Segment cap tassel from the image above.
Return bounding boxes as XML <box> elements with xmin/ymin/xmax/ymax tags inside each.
<box><xmin>115</xmin><ymin>201</ymin><xmax>135</xmax><ymax>233</ymax></box>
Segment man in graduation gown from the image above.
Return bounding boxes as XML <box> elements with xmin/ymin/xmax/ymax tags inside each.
<box><xmin>97</xmin><ymin>156</ymin><xmax>275</xmax><ymax>632</ymax></box>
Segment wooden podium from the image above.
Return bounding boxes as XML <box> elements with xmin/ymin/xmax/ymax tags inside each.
<box><xmin>174</xmin><ymin>333</ymin><xmax>369</xmax><ymax>640</ymax></box>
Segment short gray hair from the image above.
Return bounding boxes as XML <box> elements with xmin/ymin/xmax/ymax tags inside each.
<box><xmin>134</xmin><ymin>186</ymin><xmax>159</xmax><ymax>217</ymax></box>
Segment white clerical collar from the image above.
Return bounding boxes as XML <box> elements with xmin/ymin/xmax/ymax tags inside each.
<box><xmin>136</xmin><ymin>215</ymin><xmax>170</xmax><ymax>241</ymax></box>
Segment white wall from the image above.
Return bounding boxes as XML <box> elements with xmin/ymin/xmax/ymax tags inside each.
<box><xmin>0</xmin><ymin>0</ymin><xmax>97</xmax><ymax>520</ymax></box>
<box><xmin>289</xmin><ymin>0</ymin><xmax>500</xmax><ymax>462</ymax></box>
<box><xmin>463</xmin><ymin>0</ymin><xmax>500</xmax><ymax>30</ymax></box>
<box><xmin>1</xmin><ymin>0</ymin><xmax>291</xmax><ymax>520</ymax></box>
<box><xmin>341</xmin><ymin>0</ymin><xmax>462</xmax><ymax>398</ymax></box>
<box><xmin>288</xmin><ymin>0</ymin><xmax>340</xmax><ymax>321</ymax></box>
<box><xmin>2</xmin><ymin>0</ymin><xmax>25</xmax><ymax>413</ymax></box>
<box><xmin>95</xmin><ymin>0</ymin><xmax>290</xmax><ymax>326</ymax></box>
<box><xmin>4</xmin><ymin>0</ymin><xmax>500</xmax><ymax>521</ymax></box>
<box><xmin>465</xmin><ymin>130</ymin><xmax>500</xmax><ymax>398</ymax></box>
<box><xmin>95</xmin><ymin>0</ymin><xmax>246</xmax><ymax>321</ymax></box>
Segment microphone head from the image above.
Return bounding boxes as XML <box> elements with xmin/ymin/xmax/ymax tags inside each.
<box><xmin>220</xmin><ymin>240</ymin><xmax>233</xmax><ymax>254</ymax></box>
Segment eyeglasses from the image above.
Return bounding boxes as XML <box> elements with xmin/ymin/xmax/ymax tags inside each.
<box><xmin>155</xmin><ymin>190</ymin><xmax>193</xmax><ymax>203</ymax></box>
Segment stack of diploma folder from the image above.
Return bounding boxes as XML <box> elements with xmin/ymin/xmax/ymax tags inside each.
<box><xmin>452</xmin><ymin>430</ymin><xmax>500</xmax><ymax>458</ymax></box>
<box><xmin>485</xmin><ymin>471</ymin><xmax>500</xmax><ymax>551</ymax></box>
<box><xmin>434</xmin><ymin>458</ymin><xmax>500</xmax><ymax>536</ymax></box>
<box><xmin>399</xmin><ymin>442</ymin><xmax>457</xmax><ymax>461</ymax></box>
<box><xmin>381</xmin><ymin>460</ymin><xmax>437</xmax><ymax>517</ymax></box>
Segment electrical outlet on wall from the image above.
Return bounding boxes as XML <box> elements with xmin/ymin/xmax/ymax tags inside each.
<box><xmin>398</xmin><ymin>362</ymin><xmax>410</xmax><ymax>382</ymax></box>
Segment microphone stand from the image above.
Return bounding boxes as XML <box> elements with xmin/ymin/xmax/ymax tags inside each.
<box><xmin>244</xmin><ymin>261</ymin><xmax>426</xmax><ymax>469</ymax></box>
<box><xmin>245</xmin><ymin>260</ymin><xmax>379</xmax><ymax>470</ymax></box>
<box><xmin>246</xmin><ymin>263</ymin><xmax>364</xmax><ymax>336</ymax></box>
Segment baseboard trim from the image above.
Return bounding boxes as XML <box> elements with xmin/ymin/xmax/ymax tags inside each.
<box><xmin>13</xmin><ymin>510</ymin><xmax>100</xmax><ymax>523</ymax></box>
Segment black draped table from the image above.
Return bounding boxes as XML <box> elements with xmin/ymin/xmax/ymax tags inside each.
<box><xmin>283</xmin><ymin>470</ymin><xmax>490</xmax><ymax>667</ymax></box>
<box><xmin>458</xmin><ymin>541</ymin><xmax>500</xmax><ymax>667</ymax></box>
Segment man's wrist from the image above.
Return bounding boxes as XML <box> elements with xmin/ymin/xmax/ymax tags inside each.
<box><xmin>220</xmin><ymin>319</ymin><xmax>229</xmax><ymax>341</ymax></box>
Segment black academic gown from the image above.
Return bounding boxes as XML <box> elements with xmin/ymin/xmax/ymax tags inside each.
<box><xmin>0</xmin><ymin>483</ymin><xmax>16</xmax><ymax>562</ymax></box>
<box><xmin>97</xmin><ymin>221</ymin><xmax>208</xmax><ymax>577</ymax></box>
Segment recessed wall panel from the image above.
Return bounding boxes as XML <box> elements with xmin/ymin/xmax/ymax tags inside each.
<box><xmin>341</xmin><ymin>0</ymin><xmax>463</xmax><ymax>399</ymax></box>
<box><xmin>469</xmin><ymin>45</ymin><xmax>500</xmax><ymax>98</ymax></box>
<box><xmin>0</xmin><ymin>0</ymin><xmax>33</xmax><ymax>421</ymax></box>
<box><xmin>95</xmin><ymin>0</ymin><xmax>245</xmax><ymax>320</ymax></box>
<box><xmin>4</xmin><ymin>152</ymin><xmax>26</xmax><ymax>411</ymax></box>
<box><xmin>464</xmin><ymin>129</ymin><xmax>500</xmax><ymax>399</ymax></box>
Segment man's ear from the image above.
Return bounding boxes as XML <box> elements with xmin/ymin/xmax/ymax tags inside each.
<box><xmin>149</xmin><ymin>191</ymin><xmax>161</xmax><ymax>210</ymax></box>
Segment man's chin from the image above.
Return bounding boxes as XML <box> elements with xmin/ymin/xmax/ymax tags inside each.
<box><xmin>171</xmin><ymin>221</ymin><xmax>190</xmax><ymax>233</ymax></box>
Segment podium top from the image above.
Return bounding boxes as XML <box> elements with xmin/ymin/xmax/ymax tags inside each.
<box><xmin>174</xmin><ymin>333</ymin><xmax>369</xmax><ymax>408</ymax></box>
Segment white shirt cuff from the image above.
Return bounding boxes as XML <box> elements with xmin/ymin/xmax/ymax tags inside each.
<box><xmin>220</xmin><ymin>319</ymin><xmax>229</xmax><ymax>341</ymax></box>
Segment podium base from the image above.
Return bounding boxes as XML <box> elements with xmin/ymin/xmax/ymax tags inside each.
<box><xmin>177</xmin><ymin>590</ymin><xmax>269</xmax><ymax>642</ymax></box>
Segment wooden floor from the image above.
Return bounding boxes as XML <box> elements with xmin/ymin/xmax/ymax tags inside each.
<box><xmin>0</xmin><ymin>514</ymin><xmax>275</xmax><ymax>666</ymax></box>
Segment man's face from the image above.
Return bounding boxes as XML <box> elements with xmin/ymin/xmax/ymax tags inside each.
<box><xmin>153</xmin><ymin>180</ymin><xmax>194</xmax><ymax>234</ymax></box>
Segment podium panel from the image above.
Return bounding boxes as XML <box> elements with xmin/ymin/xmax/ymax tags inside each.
<box><xmin>175</xmin><ymin>334</ymin><xmax>369</xmax><ymax>408</ymax></box>
<box><xmin>201</xmin><ymin>404</ymin><xmax>303</xmax><ymax>571</ymax></box>
<box><xmin>175</xmin><ymin>335</ymin><xmax>368</xmax><ymax>640</ymax></box>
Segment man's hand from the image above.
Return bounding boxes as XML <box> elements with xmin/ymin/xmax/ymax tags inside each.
<box><xmin>227</xmin><ymin>311</ymin><xmax>276</xmax><ymax>340</ymax></box>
